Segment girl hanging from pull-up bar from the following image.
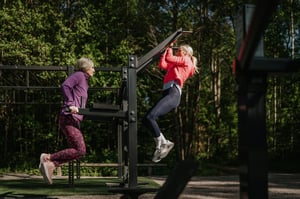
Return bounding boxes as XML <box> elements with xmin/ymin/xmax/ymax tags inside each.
<box><xmin>144</xmin><ymin>42</ymin><xmax>198</xmax><ymax>163</ymax></box>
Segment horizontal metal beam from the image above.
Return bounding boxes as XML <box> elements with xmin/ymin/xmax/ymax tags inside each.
<box><xmin>0</xmin><ymin>86</ymin><xmax>61</xmax><ymax>90</ymax></box>
<box><xmin>0</xmin><ymin>65</ymin><xmax>69</xmax><ymax>71</ymax></box>
<box><xmin>0</xmin><ymin>65</ymin><xmax>122</xmax><ymax>72</ymax></box>
<box><xmin>78</xmin><ymin>108</ymin><xmax>126</xmax><ymax>119</ymax></box>
<box><xmin>249</xmin><ymin>57</ymin><xmax>300</xmax><ymax>72</ymax></box>
<box><xmin>0</xmin><ymin>86</ymin><xmax>120</xmax><ymax>91</ymax></box>
<box><xmin>0</xmin><ymin>102</ymin><xmax>61</xmax><ymax>105</ymax></box>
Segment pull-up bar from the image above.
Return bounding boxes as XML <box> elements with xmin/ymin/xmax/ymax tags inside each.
<box><xmin>137</xmin><ymin>28</ymin><xmax>192</xmax><ymax>73</ymax></box>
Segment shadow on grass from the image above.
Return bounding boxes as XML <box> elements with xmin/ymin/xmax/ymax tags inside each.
<box><xmin>0</xmin><ymin>177</ymin><xmax>158</xmax><ymax>198</ymax></box>
<box><xmin>0</xmin><ymin>191</ymin><xmax>56</xmax><ymax>199</ymax></box>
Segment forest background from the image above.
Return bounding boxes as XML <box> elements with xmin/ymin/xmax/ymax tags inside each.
<box><xmin>1</xmin><ymin>0</ymin><xmax>300</xmax><ymax>175</ymax></box>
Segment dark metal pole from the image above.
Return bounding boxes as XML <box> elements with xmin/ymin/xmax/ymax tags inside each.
<box><xmin>67</xmin><ymin>65</ymin><xmax>74</xmax><ymax>75</ymax></box>
<box><xmin>237</xmin><ymin>73</ymin><xmax>268</xmax><ymax>199</ymax></box>
<box><xmin>120</xmin><ymin>67</ymin><xmax>128</xmax><ymax>180</ymax></box>
<box><xmin>127</xmin><ymin>55</ymin><xmax>138</xmax><ymax>188</ymax></box>
<box><xmin>235</xmin><ymin>1</ymin><xmax>279</xmax><ymax>198</ymax></box>
<box><xmin>67</xmin><ymin>65</ymin><xmax>75</xmax><ymax>186</ymax></box>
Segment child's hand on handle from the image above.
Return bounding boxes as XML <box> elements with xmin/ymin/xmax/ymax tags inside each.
<box><xmin>161</xmin><ymin>40</ymin><xmax>176</xmax><ymax>55</ymax></box>
<box><xmin>169</xmin><ymin>40</ymin><xmax>176</xmax><ymax>47</ymax></box>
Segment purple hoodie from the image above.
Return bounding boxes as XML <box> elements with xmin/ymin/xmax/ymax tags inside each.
<box><xmin>61</xmin><ymin>71</ymin><xmax>90</xmax><ymax>121</ymax></box>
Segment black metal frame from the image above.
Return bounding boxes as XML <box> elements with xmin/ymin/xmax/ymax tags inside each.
<box><xmin>0</xmin><ymin>65</ymin><xmax>74</xmax><ymax>105</ymax></box>
<box><xmin>0</xmin><ymin>65</ymin><xmax>126</xmax><ymax>185</ymax></box>
<box><xmin>234</xmin><ymin>1</ymin><xmax>300</xmax><ymax>198</ymax></box>
<box><xmin>0</xmin><ymin>28</ymin><xmax>191</xmax><ymax>197</ymax></box>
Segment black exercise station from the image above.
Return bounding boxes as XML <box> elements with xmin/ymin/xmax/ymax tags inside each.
<box><xmin>0</xmin><ymin>28</ymin><xmax>198</xmax><ymax>199</ymax></box>
<box><xmin>76</xmin><ymin>28</ymin><xmax>192</xmax><ymax>198</ymax></box>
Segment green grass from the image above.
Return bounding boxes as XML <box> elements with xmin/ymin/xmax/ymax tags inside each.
<box><xmin>0</xmin><ymin>176</ymin><xmax>160</xmax><ymax>198</ymax></box>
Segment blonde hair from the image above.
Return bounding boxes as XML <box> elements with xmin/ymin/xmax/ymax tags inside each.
<box><xmin>180</xmin><ymin>45</ymin><xmax>199</xmax><ymax>73</ymax></box>
<box><xmin>76</xmin><ymin>57</ymin><xmax>94</xmax><ymax>72</ymax></box>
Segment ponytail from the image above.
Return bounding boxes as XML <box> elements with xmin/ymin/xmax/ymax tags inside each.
<box><xmin>181</xmin><ymin>45</ymin><xmax>199</xmax><ymax>73</ymax></box>
<box><xmin>191</xmin><ymin>56</ymin><xmax>199</xmax><ymax>73</ymax></box>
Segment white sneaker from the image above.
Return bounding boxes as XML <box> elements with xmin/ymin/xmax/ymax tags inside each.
<box><xmin>40</xmin><ymin>161</ymin><xmax>55</xmax><ymax>185</ymax></box>
<box><xmin>152</xmin><ymin>148</ymin><xmax>162</xmax><ymax>163</ymax></box>
<box><xmin>152</xmin><ymin>140</ymin><xmax>174</xmax><ymax>163</ymax></box>
<box><xmin>39</xmin><ymin>153</ymin><xmax>48</xmax><ymax>169</ymax></box>
<box><xmin>160</xmin><ymin>140</ymin><xmax>174</xmax><ymax>159</ymax></box>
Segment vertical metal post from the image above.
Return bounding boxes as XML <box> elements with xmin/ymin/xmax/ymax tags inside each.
<box><xmin>66</xmin><ymin>65</ymin><xmax>75</xmax><ymax>186</ymax></box>
<box><xmin>67</xmin><ymin>65</ymin><xmax>74</xmax><ymax>75</ymax></box>
<box><xmin>237</xmin><ymin>72</ymin><xmax>268</xmax><ymax>199</ymax></box>
<box><xmin>68</xmin><ymin>160</ymin><xmax>74</xmax><ymax>186</ymax></box>
<box><xmin>76</xmin><ymin>159</ymin><xmax>80</xmax><ymax>179</ymax></box>
<box><xmin>127</xmin><ymin>55</ymin><xmax>138</xmax><ymax>188</ymax></box>
<box><xmin>117</xmin><ymin>67</ymin><xmax>128</xmax><ymax>179</ymax></box>
<box><xmin>121</xmin><ymin>67</ymin><xmax>129</xmax><ymax>183</ymax></box>
<box><xmin>117</xmin><ymin>120</ymin><xmax>123</xmax><ymax>178</ymax></box>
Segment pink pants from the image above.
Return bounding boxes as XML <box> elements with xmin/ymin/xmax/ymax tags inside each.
<box><xmin>50</xmin><ymin>114</ymin><xmax>86</xmax><ymax>167</ymax></box>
